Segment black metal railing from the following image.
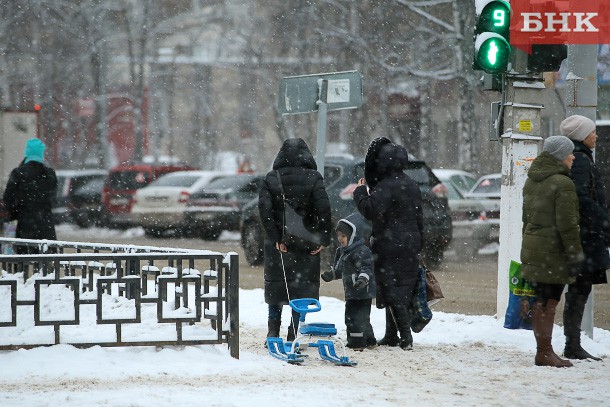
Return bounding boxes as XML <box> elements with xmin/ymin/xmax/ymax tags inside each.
<box><xmin>0</xmin><ymin>237</ymin><xmax>239</xmax><ymax>359</ymax></box>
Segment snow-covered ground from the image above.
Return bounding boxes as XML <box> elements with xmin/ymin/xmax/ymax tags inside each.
<box><xmin>0</xmin><ymin>284</ymin><xmax>609</xmax><ymax>406</ymax></box>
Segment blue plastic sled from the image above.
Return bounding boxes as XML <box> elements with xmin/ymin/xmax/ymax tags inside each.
<box><xmin>266</xmin><ymin>298</ymin><xmax>357</xmax><ymax>366</ymax></box>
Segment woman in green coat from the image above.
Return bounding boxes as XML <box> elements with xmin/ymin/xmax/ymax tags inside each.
<box><xmin>521</xmin><ymin>135</ymin><xmax>584</xmax><ymax>368</ymax></box>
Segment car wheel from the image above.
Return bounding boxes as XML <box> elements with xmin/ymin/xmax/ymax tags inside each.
<box><xmin>242</xmin><ymin>222</ymin><xmax>264</xmax><ymax>266</ymax></box>
<box><xmin>74</xmin><ymin>214</ymin><xmax>91</xmax><ymax>229</ymax></box>
<box><xmin>144</xmin><ymin>227</ymin><xmax>164</xmax><ymax>238</ymax></box>
<box><xmin>201</xmin><ymin>228</ymin><xmax>221</xmax><ymax>241</ymax></box>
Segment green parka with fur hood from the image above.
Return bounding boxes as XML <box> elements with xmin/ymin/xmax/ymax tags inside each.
<box><xmin>521</xmin><ymin>151</ymin><xmax>584</xmax><ymax>284</ymax></box>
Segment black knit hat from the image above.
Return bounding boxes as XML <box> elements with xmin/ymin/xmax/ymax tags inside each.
<box><xmin>335</xmin><ymin>220</ymin><xmax>353</xmax><ymax>238</ymax></box>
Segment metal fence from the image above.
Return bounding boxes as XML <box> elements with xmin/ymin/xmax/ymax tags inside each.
<box><xmin>0</xmin><ymin>237</ymin><xmax>239</xmax><ymax>359</ymax></box>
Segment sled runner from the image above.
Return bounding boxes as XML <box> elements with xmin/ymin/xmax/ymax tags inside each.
<box><xmin>266</xmin><ymin>298</ymin><xmax>356</xmax><ymax>366</ymax></box>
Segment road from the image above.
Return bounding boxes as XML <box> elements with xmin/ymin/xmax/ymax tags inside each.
<box><xmin>55</xmin><ymin>226</ymin><xmax>610</xmax><ymax>330</ymax></box>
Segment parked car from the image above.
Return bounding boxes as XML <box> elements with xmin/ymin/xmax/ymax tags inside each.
<box><xmin>432</xmin><ymin>169</ymin><xmax>478</xmax><ymax>195</ymax></box>
<box><xmin>465</xmin><ymin>173</ymin><xmax>502</xmax><ymax>220</ymax></box>
<box><xmin>68</xmin><ymin>177</ymin><xmax>106</xmax><ymax>228</ymax></box>
<box><xmin>185</xmin><ymin>173</ymin><xmax>265</xmax><ymax>240</ymax></box>
<box><xmin>434</xmin><ymin>170</ymin><xmax>499</xmax><ymax>260</ymax></box>
<box><xmin>101</xmin><ymin>163</ymin><xmax>195</xmax><ymax>229</ymax></box>
<box><xmin>54</xmin><ymin>169</ymin><xmax>109</xmax><ymax>224</ymax></box>
<box><xmin>131</xmin><ymin>170</ymin><xmax>230</xmax><ymax>237</ymax></box>
<box><xmin>240</xmin><ymin>155</ymin><xmax>453</xmax><ymax>268</ymax></box>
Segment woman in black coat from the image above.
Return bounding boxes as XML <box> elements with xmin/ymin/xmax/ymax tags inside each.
<box><xmin>561</xmin><ymin>114</ymin><xmax>609</xmax><ymax>361</ymax></box>
<box><xmin>258</xmin><ymin>138</ymin><xmax>332</xmax><ymax>342</ymax></box>
<box><xmin>353</xmin><ymin>137</ymin><xmax>423</xmax><ymax>350</ymax></box>
<box><xmin>3</xmin><ymin>138</ymin><xmax>57</xmax><ymax>254</ymax></box>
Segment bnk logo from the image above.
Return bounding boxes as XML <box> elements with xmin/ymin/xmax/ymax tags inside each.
<box><xmin>511</xmin><ymin>0</ymin><xmax>610</xmax><ymax>52</ymax></box>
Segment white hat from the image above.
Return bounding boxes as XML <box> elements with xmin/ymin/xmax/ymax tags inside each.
<box><xmin>560</xmin><ymin>115</ymin><xmax>596</xmax><ymax>141</ymax></box>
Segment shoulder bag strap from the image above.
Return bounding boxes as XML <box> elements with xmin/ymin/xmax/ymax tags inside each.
<box><xmin>275</xmin><ymin>171</ymin><xmax>287</xmax><ymax>237</ymax></box>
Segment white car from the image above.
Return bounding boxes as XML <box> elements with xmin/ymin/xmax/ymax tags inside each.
<box><xmin>131</xmin><ymin>170</ymin><xmax>230</xmax><ymax>237</ymax></box>
<box><xmin>432</xmin><ymin>169</ymin><xmax>477</xmax><ymax>195</ymax></box>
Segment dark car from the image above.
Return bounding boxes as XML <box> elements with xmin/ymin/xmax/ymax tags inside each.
<box><xmin>184</xmin><ymin>173</ymin><xmax>265</xmax><ymax>240</ymax></box>
<box><xmin>240</xmin><ymin>155</ymin><xmax>452</xmax><ymax>268</ymax></box>
<box><xmin>54</xmin><ymin>169</ymin><xmax>109</xmax><ymax>224</ymax></box>
<box><xmin>69</xmin><ymin>177</ymin><xmax>106</xmax><ymax>228</ymax></box>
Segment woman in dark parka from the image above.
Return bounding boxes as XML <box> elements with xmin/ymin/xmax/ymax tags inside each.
<box><xmin>258</xmin><ymin>138</ymin><xmax>332</xmax><ymax>342</ymax></box>
<box><xmin>560</xmin><ymin>114</ymin><xmax>609</xmax><ymax>361</ymax></box>
<box><xmin>353</xmin><ymin>137</ymin><xmax>423</xmax><ymax>350</ymax></box>
<box><xmin>521</xmin><ymin>135</ymin><xmax>584</xmax><ymax>368</ymax></box>
<box><xmin>3</xmin><ymin>138</ymin><xmax>57</xmax><ymax>254</ymax></box>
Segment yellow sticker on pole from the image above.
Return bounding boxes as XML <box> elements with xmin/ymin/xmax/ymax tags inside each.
<box><xmin>518</xmin><ymin>120</ymin><xmax>533</xmax><ymax>132</ymax></box>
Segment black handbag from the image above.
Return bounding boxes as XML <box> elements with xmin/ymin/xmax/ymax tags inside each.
<box><xmin>275</xmin><ymin>171</ymin><xmax>322</xmax><ymax>251</ymax></box>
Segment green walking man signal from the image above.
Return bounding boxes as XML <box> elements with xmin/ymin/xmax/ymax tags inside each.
<box><xmin>473</xmin><ymin>0</ymin><xmax>511</xmax><ymax>74</ymax></box>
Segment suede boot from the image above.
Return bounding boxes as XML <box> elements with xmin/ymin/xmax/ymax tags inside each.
<box><xmin>532</xmin><ymin>300</ymin><xmax>572</xmax><ymax>367</ymax></box>
<box><xmin>563</xmin><ymin>291</ymin><xmax>602</xmax><ymax>361</ymax></box>
<box><xmin>392</xmin><ymin>304</ymin><xmax>414</xmax><ymax>351</ymax></box>
<box><xmin>264</xmin><ymin>319</ymin><xmax>281</xmax><ymax>348</ymax></box>
<box><xmin>377</xmin><ymin>308</ymin><xmax>399</xmax><ymax>347</ymax></box>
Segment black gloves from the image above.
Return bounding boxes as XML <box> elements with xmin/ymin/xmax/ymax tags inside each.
<box><xmin>321</xmin><ymin>270</ymin><xmax>334</xmax><ymax>282</ymax></box>
<box><xmin>569</xmin><ymin>261</ymin><xmax>583</xmax><ymax>277</ymax></box>
<box><xmin>353</xmin><ymin>276</ymin><xmax>368</xmax><ymax>289</ymax></box>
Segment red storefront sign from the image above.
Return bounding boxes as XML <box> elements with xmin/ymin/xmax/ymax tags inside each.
<box><xmin>510</xmin><ymin>0</ymin><xmax>610</xmax><ymax>52</ymax></box>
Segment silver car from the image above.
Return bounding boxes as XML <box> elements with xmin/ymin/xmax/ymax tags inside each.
<box><xmin>434</xmin><ymin>170</ymin><xmax>499</xmax><ymax>260</ymax></box>
<box><xmin>131</xmin><ymin>170</ymin><xmax>230</xmax><ymax>237</ymax></box>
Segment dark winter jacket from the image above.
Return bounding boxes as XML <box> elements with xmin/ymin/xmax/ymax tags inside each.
<box><xmin>259</xmin><ymin>138</ymin><xmax>332</xmax><ymax>305</ymax></box>
<box><xmin>353</xmin><ymin>140</ymin><xmax>423</xmax><ymax>307</ymax></box>
<box><xmin>3</xmin><ymin>160</ymin><xmax>57</xmax><ymax>243</ymax></box>
<box><xmin>326</xmin><ymin>213</ymin><xmax>376</xmax><ymax>301</ymax></box>
<box><xmin>521</xmin><ymin>151</ymin><xmax>584</xmax><ymax>284</ymax></box>
<box><xmin>570</xmin><ymin>141</ymin><xmax>610</xmax><ymax>284</ymax></box>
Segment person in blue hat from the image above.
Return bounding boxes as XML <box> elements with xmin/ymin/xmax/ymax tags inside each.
<box><xmin>3</xmin><ymin>138</ymin><xmax>57</xmax><ymax>253</ymax></box>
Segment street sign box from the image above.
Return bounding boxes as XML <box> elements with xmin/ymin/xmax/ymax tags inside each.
<box><xmin>278</xmin><ymin>70</ymin><xmax>362</xmax><ymax>115</ymax></box>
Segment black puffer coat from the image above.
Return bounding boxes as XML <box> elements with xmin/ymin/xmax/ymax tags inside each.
<box><xmin>3</xmin><ymin>160</ymin><xmax>57</xmax><ymax>243</ymax></box>
<box><xmin>259</xmin><ymin>138</ymin><xmax>332</xmax><ymax>305</ymax></box>
<box><xmin>571</xmin><ymin>141</ymin><xmax>609</xmax><ymax>285</ymax></box>
<box><xmin>353</xmin><ymin>140</ymin><xmax>423</xmax><ymax>308</ymax></box>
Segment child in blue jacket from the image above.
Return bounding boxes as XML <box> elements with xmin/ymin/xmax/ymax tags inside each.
<box><xmin>322</xmin><ymin>213</ymin><xmax>376</xmax><ymax>350</ymax></box>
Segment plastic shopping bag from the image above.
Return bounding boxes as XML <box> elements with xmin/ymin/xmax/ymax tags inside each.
<box><xmin>503</xmin><ymin>260</ymin><xmax>535</xmax><ymax>330</ymax></box>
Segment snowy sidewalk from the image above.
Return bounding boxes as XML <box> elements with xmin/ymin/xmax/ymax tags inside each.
<box><xmin>1</xmin><ymin>288</ymin><xmax>609</xmax><ymax>406</ymax></box>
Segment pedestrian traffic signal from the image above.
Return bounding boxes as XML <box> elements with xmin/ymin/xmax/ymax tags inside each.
<box><xmin>473</xmin><ymin>0</ymin><xmax>511</xmax><ymax>74</ymax></box>
<box><xmin>527</xmin><ymin>44</ymin><xmax>567</xmax><ymax>73</ymax></box>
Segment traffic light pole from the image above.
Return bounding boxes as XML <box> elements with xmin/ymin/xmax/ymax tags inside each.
<box><xmin>496</xmin><ymin>50</ymin><xmax>544</xmax><ymax>322</ymax></box>
<box><xmin>565</xmin><ymin>44</ymin><xmax>599</xmax><ymax>339</ymax></box>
